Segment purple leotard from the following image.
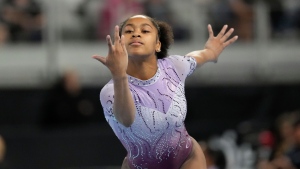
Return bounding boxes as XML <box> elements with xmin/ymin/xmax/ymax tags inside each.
<box><xmin>100</xmin><ymin>55</ymin><xmax>197</xmax><ymax>169</ymax></box>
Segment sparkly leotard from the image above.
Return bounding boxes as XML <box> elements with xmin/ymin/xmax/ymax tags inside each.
<box><xmin>100</xmin><ymin>55</ymin><xmax>197</xmax><ymax>169</ymax></box>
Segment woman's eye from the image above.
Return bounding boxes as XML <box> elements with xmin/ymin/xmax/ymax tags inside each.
<box><xmin>125</xmin><ymin>30</ymin><xmax>133</xmax><ymax>33</ymax></box>
<box><xmin>142</xmin><ymin>30</ymin><xmax>150</xmax><ymax>33</ymax></box>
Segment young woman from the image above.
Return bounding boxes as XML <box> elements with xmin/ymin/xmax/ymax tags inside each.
<box><xmin>93</xmin><ymin>15</ymin><xmax>238</xmax><ymax>169</ymax></box>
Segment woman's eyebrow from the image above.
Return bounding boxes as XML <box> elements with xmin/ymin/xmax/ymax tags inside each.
<box><xmin>124</xmin><ymin>23</ymin><xmax>153</xmax><ymax>29</ymax></box>
<box><xmin>141</xmin><ymin>23</ymin><xmax>153</xmax><ymax>28</ymax></box>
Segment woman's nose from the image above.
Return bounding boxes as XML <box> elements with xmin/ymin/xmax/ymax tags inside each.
<box><xmin>132</xmin><ymin>33</ymin><xmax>141</xmax><ymax>38</ymax></box>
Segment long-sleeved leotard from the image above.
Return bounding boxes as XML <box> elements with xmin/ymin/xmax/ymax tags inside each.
<box><xmin>100</xmin><ymin>55</ymin><xmax>197</xmax><ymax>169</ymax></box>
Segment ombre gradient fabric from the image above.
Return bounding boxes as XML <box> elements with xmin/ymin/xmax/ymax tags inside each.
<box><xmin>100</xmin><ymin>55</ymin><xmax>197</xmax><ymax>169</ymax></box>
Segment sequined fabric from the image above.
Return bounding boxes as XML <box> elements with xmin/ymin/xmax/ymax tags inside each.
<box><xmin>100</xmin><ymin>55</ymin><xmax>197</xmax><ymax>169</ymax></box>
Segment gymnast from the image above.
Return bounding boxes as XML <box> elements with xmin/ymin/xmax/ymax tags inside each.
<box><xmin>93</xmin><ymin>14</ymin><xmax>238</xmax><ymax>169</ymax></box>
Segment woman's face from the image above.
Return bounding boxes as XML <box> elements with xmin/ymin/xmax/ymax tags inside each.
<box><xmin>121</xmin><ymin>15</ymin><xmax>161</xmax><ymax>59</ymax></box>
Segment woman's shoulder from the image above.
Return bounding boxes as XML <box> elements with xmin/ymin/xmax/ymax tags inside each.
<box><xmin>100</xmin><ymin>80</ymin><xmax>114</xmax><ymax>98</ymax></box>
<box><xmin>161</xmin><ymin>54</ymin><xmax>184</xmax><ymax>61</ymax></box>
<box><xmin>160</xmin><ymin>54</ymin><xmax>195</xmax><ymax>65</ymax></box>
<box><xmin>159</xmin><ymin>54</ymin><xmax>196</xmax><ymax>77</ymax></box>
<box><xmin>158</xmin><ymin>54</ymin><xmax>185</xmax><ymax>67</ymax></box>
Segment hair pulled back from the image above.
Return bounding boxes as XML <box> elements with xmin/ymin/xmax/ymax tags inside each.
<box><xmin>119</xmin><ymin>15</ymin><xmax>174</xmax><ymax>59</ymax></box>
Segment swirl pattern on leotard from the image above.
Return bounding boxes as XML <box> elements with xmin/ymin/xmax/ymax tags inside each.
<box><xmin>100</xmin><ymin>55</ymin><xmax>197</xmax><ymax>169</ymax></box>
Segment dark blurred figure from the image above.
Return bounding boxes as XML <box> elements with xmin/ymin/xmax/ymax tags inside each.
<box><xmin>263</xmin><ymin>0</ymin><xmax>300</xmax><ymax>39</ymax></box>
<box><xmin>40</xmin><ymin>69</ymin><xmax>95</xmax><ymax>129</ymax></box>
<box><xmin>271</xmin><ymin>118</ymin><xmax>300</xmax><ymax>169</ymax></box>
<box><xmin>0</xmin><ymin>136</ymin><xmax>6</xmax><ymax>163</ymax></box>
<box><xmin>271</xmin><ymin>111</ymin><xmax>299</xmax><ymax>159</ymax></box>
<box><xmin>143</xmin><ymin>0</ymin><xmax>170</xmax><ymax>22</ymax></box>
<box><xmin>200</xmin><ymin>141</ymin><xmax>226</xmax><ymax>169</ymax></box>
<box><xmin>257</xmin><ymin>129</ymin><xmax>275</xmax><ymax>161</ymax></box>
<box><xmin>97</xmin><ymin>0</ymin><xmax>144</xmax><ymax>39</ymax></box>
<box><xmin>0</xmin><ymin>0</ymin><xmax>44</xmax><ymax>43</ymax></box>
<box><xmin>0</xmin><ymin>21</ymin><xmax>9</xmax><ymax>44</ymax></box>
<box><xmin>282</xmin><ymin>0</ymin><xmax>300</xmax><ymax>38</ymax></box>
<box><xmin>143</xmin><ymin>0</ymin><xmax>190</xmax><ymax>41</ymax></box>
<box><xmin>209</xmin><ymin>0</ymin><xmax>254</xmax><ymax>42</ymax></box>
<box><xmin>229</xmin><ymin>0</ymin><xmax>254</xmax><ymax>42</ymax></box>
<box><xmin>286</xmin><ymin>118</ymin><xmax>300</xmax><ymax>168</ymax></box>
<box><xmin>0</xmin><ymin>135</ymin><xmax>9</xmax><ymax>169</ymax></box>
<box><xmin>262</xmin><ymin>0</ymin><xmax>286</xmax><ymax>38</ymax></box>
<box><xmin>75</xmin><ymin>0</ymin><xmax>98</xmax><ymax>41</ymax></box>
<box><xmin>257</xmin><ymin>110</ymin><xmax>300</xmax><ymax>169</ymax></box>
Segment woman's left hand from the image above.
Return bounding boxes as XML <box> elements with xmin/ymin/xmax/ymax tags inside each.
<box><xmin>204</xmin><ymin>24</ymin><xmax>238</xmax><ymax>63</ymax></box>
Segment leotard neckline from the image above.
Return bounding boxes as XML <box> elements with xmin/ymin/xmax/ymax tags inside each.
<box><xmin>127</xmin><ymin>67</ymin><xmax>161</xmax><ymax>86</ymax></box>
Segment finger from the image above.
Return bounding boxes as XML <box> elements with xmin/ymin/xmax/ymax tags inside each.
<box><xmin>221</xmin><ymin>28</ymin><xmax>234</xmax><ymax>42</ymax></box>
<box><xmin>207</xmin><ymin>24</ymin><xmax>214</xmax><ymax>38</ymax></box>
<box><xmin>120</xmin><ymin>35</ymin><xmax>128</xmax><ymax>56</ymax></box>
<box><xmin>92</xmin><ymin>55</ymin><xmax>106</xmax><ymax>65</ymax></box>
<box><xmin>223</xmin><ymin>36</ymin><xmax>238</xmax><ymax>48</ymax></box>
<box><xmin>114</xmin><ymin>25</ymin><xmax>121</xmax><ymax>47</ymax></box>
<box><xmin>106</xmin><ymin>35</ymin><xmax>113</xmax><ymax>53</ymax></box>
<box><xmin>217</xmin><ymin>25</ymin><xmax>228</xmax><ymax>38</ymax></box>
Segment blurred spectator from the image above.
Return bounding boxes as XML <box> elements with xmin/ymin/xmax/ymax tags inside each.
<box><xmin>143</xmin><ymin>0</ymin><xmax>169</xmax><ymax>22</ymax></box>
<box><xmin>281</xmin><ymin>0</ymin><xmax>300</xmax><ymax>38</ymax></box>
<box><xmin>200</xmin><ymin>141</ymin><xmax>227</xmax><ymax>169</ymax></box>
<box><xmin>257</xmin><ymin>110</ymin><xmax>300</xmax><ymax>169</ymax></box>
<box><xmin>75</xmin><ymin>0</ymin><xmax>99</xmax><ymax>41</ymax></box>
<box><xmin>143</xmin><ymin>0</ymin><xmax>190</xmax><ymax>41</ymax></box>
<box><xmin>209</xmin><ymin>130</ymin><xmax>256</xmax><ymax>168</ymax></box>
<box><xmin>229</xmin><ymin>0</ymin><xmax>254</xmax><ymax>42</ymax></box>
<box><xmin>271</xmin><ymin>111</ymin><xmax>299</xmax><ymax>159</ymax></box>
<box><xmin>0</xmin><ymin>135</ymin><xmax>8</xmax><ymax>169</ymax></box>
<box><xmin>208</xmin><ymin>0</ymin><xmax>254</xmax><ymax>42</ymax></box>
<box><xmin>263</xmin><ymin>0</ymin><xmax>300</xmax><ymax>39</ymax></box>
<box><xmin>97</xmin><ymin>0</ymin><xmax>144</xmax><ymax>39</ymax></box>
<box><xmin>0</xmin><ymin>0</ymin><xmax>44</xmax><ymax>43</ymax></box>
<box><xmin>0</xmin><ymin>136</ymin><xmax>5</xmax><ymax>163</ymax></box>
<box><xmin>0</xmin><ymin>22</ymin><xmax>9</xmax><ymax>44</ymax></box>
<box><xmin>262</xmin><ymin>0</ymin><xmax>286</xmax><ymax>38</ymax></box>
<box><xmin>286</xmin><ymin>118</ymin><xmax>300</xmax><ymax>168</ymax></box>
<box><xmin>208</xmin><ymin>0</ymin><xmax>235</xmax><ymax>37</ymax></box>
<box><xmin>257</xmin><ymin>130</ymin><xmax>275</xmax><ymax>161</ymax></box>
<box><xmin>40</xmin><ymin>69</ymin><xmax>95</xmax><ymax>129</ymax></box>
<box><xmin>209</xmin><ymin>0</ymin><xmax>300</xmax><ymax>40</ymax></box>
<box><xmin>271</xmin><ymin>118</ymin><xmax>300</xmax><ymax>169</ymax></box>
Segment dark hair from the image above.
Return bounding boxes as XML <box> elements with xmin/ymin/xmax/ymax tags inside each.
<box><xmin>119</xmin><ymin>15</ymin><xmax>174</xmax><ymax>59</ymax></box>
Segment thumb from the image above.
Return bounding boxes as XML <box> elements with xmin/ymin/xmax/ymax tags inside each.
<box><xmin>92</xmin><ymin>55</ymin><xmax>106</xmax><ymax>65</ymax></box>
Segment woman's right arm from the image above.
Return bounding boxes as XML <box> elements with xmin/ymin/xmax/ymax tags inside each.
<box><xmin>93</xmin><ymin>26</ymin><xmax>136</xmax><ymax>127</ymax></box>
<box><xmin>111</xmin><ymin>75</ymin><xmax>136</xmax><ymax>127</ymax></box>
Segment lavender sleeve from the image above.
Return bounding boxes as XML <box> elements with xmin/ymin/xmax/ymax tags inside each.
<box><xmin>167</xmin><ymin>55</ymin><xmax>197</xmax><ymax>78</ymax></box>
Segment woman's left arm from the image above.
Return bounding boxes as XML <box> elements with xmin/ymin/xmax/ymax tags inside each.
<box><xmin>186</xmin><ymin>24</ymin><xmax>238</xmax><ymax>67</ymax></box>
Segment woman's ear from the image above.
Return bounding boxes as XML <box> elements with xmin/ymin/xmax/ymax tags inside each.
<box><xmin>156</xmin><ymin>40</ymin><xmax>161</xmax><ymax>52</ymax></box>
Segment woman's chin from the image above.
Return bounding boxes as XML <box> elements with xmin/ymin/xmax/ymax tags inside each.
<box><xmin>128</xmin><ymin>53</ymin><xmax>150</xmax><ymax>59</ymax></box>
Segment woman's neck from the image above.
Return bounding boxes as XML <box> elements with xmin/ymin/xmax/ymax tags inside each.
<box><xmin>127</xmin><ymin>58</ymin><xmax>158</xmax><ymax>80</ymax></box>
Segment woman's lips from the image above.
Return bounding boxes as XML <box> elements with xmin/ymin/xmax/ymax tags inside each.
<box><xmin>130</xmin><ymin>42</ymin><xmax>143</xmax><ymax>46</ymax></box>
<box><xmin>129</xmin><ymin>40</ymin><xmax>143</xmax><ymax>46</ymax></box>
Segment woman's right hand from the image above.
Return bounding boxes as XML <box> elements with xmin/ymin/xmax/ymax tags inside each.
<box><xmin>94</xmin><ymin>26</ymin><xmax>135</xmax><ymax>127</ymax></box>
<box><xmin>93</xmin><ymin>25</ymin><xmax>128</xmax><ymax>78</ymax></box>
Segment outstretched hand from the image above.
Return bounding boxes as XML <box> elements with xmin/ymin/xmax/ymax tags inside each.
<box><xmin>92</xmin><ymin>26</ymin><xmax>128</xmax><ymax>78</ymax></box>
<box><xmin>204</xmin><ymin>24</ymin><xmax>238</xmax><ymax>63</ymax></box>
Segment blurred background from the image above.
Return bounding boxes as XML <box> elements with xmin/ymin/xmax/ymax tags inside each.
<box><xmin>0</xmin><ymin>0</ymin><xmax>300</xmax><ymax>168</ymax></box>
